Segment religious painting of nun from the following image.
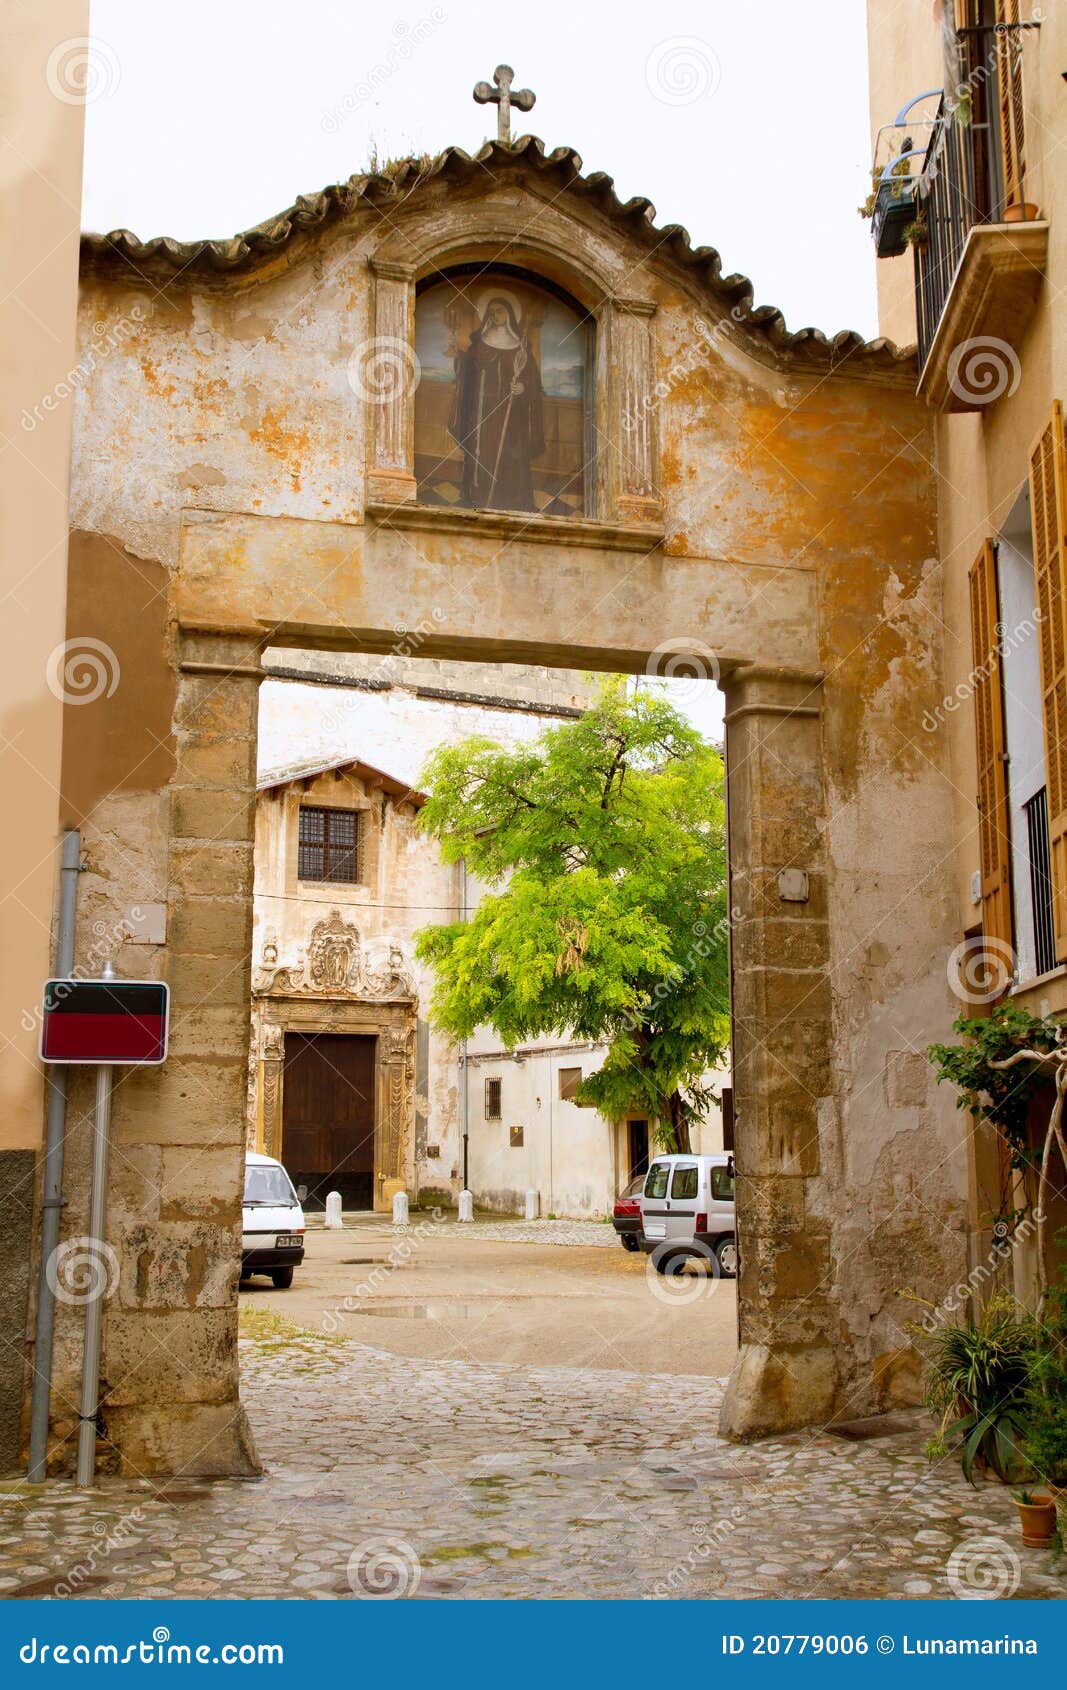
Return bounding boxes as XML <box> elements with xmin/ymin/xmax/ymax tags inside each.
<box><xmin>414</xmin><ymin>270</ymin><xmax>589</xmax><ymax>516</ymax></box>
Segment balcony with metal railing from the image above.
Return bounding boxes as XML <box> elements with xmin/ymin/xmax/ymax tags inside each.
<box><xmin>868</xmin><ymin>20</ymin><xmax>1047</xmax><ymax>412</ymax></box>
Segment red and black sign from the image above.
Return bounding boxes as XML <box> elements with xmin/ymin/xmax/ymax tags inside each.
<box><xmin>40</xmin><ymin>979</ymin><xmax>169</xmax><ymax>1065</ymax></box>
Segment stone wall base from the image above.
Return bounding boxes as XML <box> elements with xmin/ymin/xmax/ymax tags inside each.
<box><xmin>103</xmin><ymin>1401</ymin><xmax>262</xmax><ymax>1479</ymax></box>
<box><xmin>0</xmin><ymin>1149</ymin><xmax>35</xmax><ymax>1475</ymax></box>
<box><xmin>718</xmin><ymin>1341</ymin><xmax>839</xmax><ymax>1441</ymax></box>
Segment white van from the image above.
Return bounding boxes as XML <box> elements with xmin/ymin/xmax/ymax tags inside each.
<box><xmin>241</xmin><ymin>1152</ymin><xmax>305</xmax><ymax>1288</ymax></box>
<box><xmin>638</xmin><ymin>1152</ymin><xmax>736</xmax><ymax>1277</ymax></box>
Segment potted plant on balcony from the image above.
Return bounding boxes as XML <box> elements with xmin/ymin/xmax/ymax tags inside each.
<box><xmin>860</xmin><ymin>155</ymin><xmax>920</xmax><ymax>259</ymax></box>
<box><xmin>1003</xmin><ymin>199</ymin><xmax>1041</xmax><ymax>225</ymax></box>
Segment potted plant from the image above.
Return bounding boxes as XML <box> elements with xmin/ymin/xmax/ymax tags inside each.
<box><xmin>902</xmin><ymin>214</ymin><xmax>928</xmax><ymax>250</ymax></box>
<box><xmin>908</xmin><ymin>1294</ymin><xmax>1033</xmax><ymax>1484</ymax></box>
<box><xmin>859</xmin><ymin>160</ymin><xmax>920</xmax><ymax>260</ymax></box>
<box><xmin>1012</xmin><ymin>1488</ymin><xmax>1057</xmax><ymax>1547</ymax></box>
<box><xmin>1020</xmin><ymin>1249</ymin><xmax>1067</xmax><ymax>1530</ymax></box>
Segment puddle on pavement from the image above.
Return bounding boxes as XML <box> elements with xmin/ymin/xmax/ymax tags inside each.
<box><xmin>352</xmin><ymin>1302</ymin><xmax>484</xmax><ymax>1320</ymax></box>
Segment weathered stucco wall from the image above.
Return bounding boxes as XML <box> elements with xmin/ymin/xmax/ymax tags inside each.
<box><xmin>52</xmin><ymin>144</ymin><xmax>969</xmax><ymax>1469</ymax></box>
<box><xmin>866</xmin><ymin>0</ymin><xmax>1067</xmax><ymax>1287</ymax></box>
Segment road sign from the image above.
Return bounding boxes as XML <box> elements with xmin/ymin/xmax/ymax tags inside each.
<box><xmin>40</xmin><ymin>978</ymin><xmax>169</xmax><ymax>1065</ymax></box>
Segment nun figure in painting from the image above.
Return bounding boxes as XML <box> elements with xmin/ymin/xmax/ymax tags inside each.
<box><xmin>449</xmin><ymin>297</ymin><xmax>545</xmax><ymax>511</ymax></box>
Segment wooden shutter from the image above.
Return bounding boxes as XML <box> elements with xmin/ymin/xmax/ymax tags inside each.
<box><xmin>969</xmin><ymin>539</ymin><xmax>1013</xmax><ymax>954</ymax></box>
<box><xmin>995</xmin><ymin>0</ymin><xmax>1027</xmax><ymax>210</ymax></box>
<box><xmin>1030</xmin><ymin>402</ymin><xmax>1067</xmax><ymax>960</ymax></box>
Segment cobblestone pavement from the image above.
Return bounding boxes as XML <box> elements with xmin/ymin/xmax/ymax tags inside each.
<box><xmin>0</xmin><ymin>1322</ymin><xmax>1062</xmax><ymax>1601</ymax></box>
<box><xmin>308</xmin><ymin>1213</ymin><xmax>618</xmax><ymax>1247</ymax></box>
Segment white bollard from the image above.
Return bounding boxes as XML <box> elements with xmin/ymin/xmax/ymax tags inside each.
<box><xmin>458</xmin><ymin>1189</ymin><xmax>474</xmax><ymax>1223</ymax></box>
<box><xmin>524</xmin><ymin>1188</ymin><xmax>539</xmax><ymax>1221</ymax></box>
<box><xmin>392</xmin><ymin>1190</ymin><xmax>409</xmax><ymax>1227</ymax></box>
<box><xmin>324</xmin><ymin>1191</ymin><xmax>343</xmax><ymax>1229</ymax></box>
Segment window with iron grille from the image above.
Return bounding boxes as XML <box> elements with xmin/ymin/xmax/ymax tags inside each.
<box><xmin>298</xmin><ymin>805</ymin><xmax>361</xmax><ymax>883</ymax></box>
<box><xmin>485</xmin><ymin>1077</ymin><xmax>502</xmax><ymax>1120</ymax></box>
<box><xmin>1025</xmin><ymin>786</ymin><xmax>1056</xmax><ymax>978</ymax></box>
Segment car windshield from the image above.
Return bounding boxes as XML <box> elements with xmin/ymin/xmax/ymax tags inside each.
<box><xmin>244</xmin><ymin>1164</ymin><xmax>298</xmax><ymax>1207</ymax></box>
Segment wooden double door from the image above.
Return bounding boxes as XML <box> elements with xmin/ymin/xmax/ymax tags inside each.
<box><xmin>281</xmin><ymin>1032</ymin><xmax>377</xmax><ymax>1211</ymax></box>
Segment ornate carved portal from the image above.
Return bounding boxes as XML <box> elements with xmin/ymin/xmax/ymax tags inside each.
<box><xmin>253</xmin><ymin>914</ymin><xmax>417</xmax><ymax>1211</ymax></box>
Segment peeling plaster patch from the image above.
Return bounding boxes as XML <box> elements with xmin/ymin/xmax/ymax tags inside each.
<box><xmin>178</xmin><ymin>464</ymin><xmax>227</xmax><ymax>489</ymax></box>
<box><xmin>233</xmin><ymin>316</ymin><xmax>275</xmax><ymax>343</ymax></box>
<box><xmin>884</xmin><ymin>1049</ymin><xmax>929</xmax><ymax>1109</ymax></box>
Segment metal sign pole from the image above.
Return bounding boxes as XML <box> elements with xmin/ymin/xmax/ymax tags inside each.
<box><xmin>27</xmin><ymin>828</ymin><xmax>81</xmax><ymax>1482</ymax></box>
<box><xmin>75</xmin><ymin>1059</ymin><xmax>114</xmax><ymax>1488</ymax></box>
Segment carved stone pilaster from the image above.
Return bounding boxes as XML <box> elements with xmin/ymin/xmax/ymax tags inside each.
<box><xmin>366</xmin><ymin>260</ymin><xmax>417</xmax><ymax>505</ymax></box>
<box><xmin>610</xmin><ymin>298</ymin><xmax>663</xmax><ymax>525</ymax></box>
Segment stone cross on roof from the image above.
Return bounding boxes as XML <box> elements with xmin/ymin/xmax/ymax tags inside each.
<box><xmin>473</xmin><ymin>65</ymin><xmax>536</xmax><ymax>145</ymax></box>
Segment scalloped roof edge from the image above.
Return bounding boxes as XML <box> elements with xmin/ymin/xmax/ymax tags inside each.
<box><xmin>80</xmin><ymin>135</ymin><xmax>916</xmax><ymax>375</ymax></box>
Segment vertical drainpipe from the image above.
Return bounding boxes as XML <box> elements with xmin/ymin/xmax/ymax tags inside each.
<box><xmin>460</xmin><ymin>857</ymin><xmax>469</xmax><ymax>1193</ymax></box>
<box><xmin>27</xmin><ymin>828</ymin><xmax>82</xmax><ymax>1482</ymax></box>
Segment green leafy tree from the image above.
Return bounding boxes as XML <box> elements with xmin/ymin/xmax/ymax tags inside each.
<box><xmin>414</xmin><ymin>679</ymin><xmax>730</xmax><ymax>1152</ymax></box>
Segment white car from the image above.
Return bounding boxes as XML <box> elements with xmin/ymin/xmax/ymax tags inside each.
<box><xmin>241</xmin><ymin>1152</ymin><xmax>305</xmax><ymax>1288</ymax></box>
<box><xmin>638</xmin><ymin>1152</ymin><xmax>737</xmax><ymax>1277</ymax></box>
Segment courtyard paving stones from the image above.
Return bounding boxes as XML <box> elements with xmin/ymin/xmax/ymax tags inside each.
<box><xmin>0</xmin><ymin>1323</ymin><xmax>1062</xmax><ymax>1601</ymax></box>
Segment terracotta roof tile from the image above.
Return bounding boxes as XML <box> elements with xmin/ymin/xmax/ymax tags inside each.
<box><xmin>80</xmin><ymin>136</ymin><xmax>913</xmax><ymax>377</ymax></box>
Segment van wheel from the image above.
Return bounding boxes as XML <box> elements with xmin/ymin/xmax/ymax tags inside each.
<box><xmin>271</xmin><ymin>1267</ymin><xmax>294</xmax><ymax>1289</ymax></box>
<box><xmin>620</xmin><ymin>1235</ymin><xmax>639</xmax><ymax>1253</ymax></box>
<box><xmin>714</xmin><ymin>1236</ymin><xmax>738</xmax><ymax>1278</ymax></box>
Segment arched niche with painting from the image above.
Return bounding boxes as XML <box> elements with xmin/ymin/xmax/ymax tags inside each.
<box><xmin>413</xmin><ymin>266</ymin><xmax>593</xmax><ymax>518</ymax></box>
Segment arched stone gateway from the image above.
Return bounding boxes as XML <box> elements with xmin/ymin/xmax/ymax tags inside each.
<box><xmin>55</xmin><ymin>139</ymin><xmax>966</xmax><ymax>1474</ymax></box>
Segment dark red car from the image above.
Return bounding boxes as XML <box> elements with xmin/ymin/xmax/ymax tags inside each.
<box><xmin>612</xmin><ymin>1174</ymin><xmax>646</xmax><ymax>1252</ymax></box>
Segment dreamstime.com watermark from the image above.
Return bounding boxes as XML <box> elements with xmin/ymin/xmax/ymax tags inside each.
<box><xmin>922</xmin><ymin>606</ymin><xmax>1041</xmax><ymax>734</ymax></box>
<box><xmin>947</xmin><ymin>934</ymin><xmax>1016</xmax><ymax>1006</ymax></box>
<box><xmin>645</xmin><ymin>37</ymin><xmax>722</xmax><ymax>107</ymax></box>
<box><xmin>622</xmin><ymin>305</ymin><xmax>753</xmax><ymax>436</ymax></box>
<box><xmin>946</xmin><ymin>1535</ymin><xmax>1021</xmax><ymax>1601</ymax></box>
<box><xmin>321</xmin><ymin>12</ymin><xmax>447</xmax><ymax>134</ymax></box>
<box><xmin>645</xmin><ymin>636</ymin><xmax>721</xmax><ymax>698</ymax></box>
<box><xmin>321</xmin><ymin>1208</ymin><xmax>445</xmax><ymax>1332</ymax></box>
<box><xmin>49</xmin><ymin>1507</ymin><xmax>145</xmax><ymax>1599</ymax></box>
<box><xmin>19</xmin><ymin>1628</ymin><xmax>284</xmax><ymax>1666</ymax></box>
<box><xmin>46</xmin><ymin>1236</ymin><xmax>121</xmax><ymax>1309</ymax></box>
<box><xmin>46</xmin><ymin>637</ymin><xmax>121</xmax><ymax>706</ymax></box>
<box><xmin>916</xmin><ymin>1208</ymin><xmax>1043</xmax><ymax>1334</ymax></box>
<box><xmin>346</xmin><ymin>1537</ymin><xmax>422</xmax><ymax>1598</ymax></box>
<box><xmin>647</xmin><ymin>1509</ymin><xmax>742</xmax><ymax>1597</ymax></box>
<box><xmin>45</xmin><ymin>36</ymin><xmax>121</xmax><ymax>106</ymax></box>
<box><xmin>20</xmin><ymin>910</ymin><xmax>146</xmax><ymax>1036</ymax></box>
<box><xmin>20</xmin><ymin>309</ymin><xmax>145</xmax><ymax>433</ymax></box>
<box><xmin>620</xmin><ymin>907</ymin><xmax>740</xmax><ymax>1035</ymax></box>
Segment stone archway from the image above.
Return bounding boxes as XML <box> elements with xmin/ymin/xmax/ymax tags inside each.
<box><xmin>60</xmin><ymin>143</ymin><xmax>969</xmax><ymax>1474</ymax></box>
<box><xmin>140</xmin><ymin>484</ymin><xmax>930</xmax><ymax>1474</ymax></box>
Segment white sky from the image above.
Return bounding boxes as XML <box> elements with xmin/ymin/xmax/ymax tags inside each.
<box><xmin>82</xmin><ymin>0</ymin><xmax>879</xmax><ymax>341</ymax></box>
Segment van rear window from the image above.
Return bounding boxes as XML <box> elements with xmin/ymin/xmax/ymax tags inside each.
<box><xmin>670</xmin><ymin>1164</ymin><xmax>699</xmax><ymax>1200</ymax></box>
<box><xmin>644</xmin><ymin>1163</ymin><xmax>670</xmax><ymax>1200</ymax></box>
<box><xmin>710</xmin><ymin>1165</ymin><xmax>735</xmax><ymax>1201</ymax></box>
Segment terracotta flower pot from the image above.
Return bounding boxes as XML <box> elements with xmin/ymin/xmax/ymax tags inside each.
<box><xmin>1003</xmin><ymin>202</ymin><xmax>1040</xmax><ymax>223</ymax></box>
<box><xmin>1013</xmin><ymin>1494</ymin><xmax>1056</xmax><ymax>1547</ymax></box>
